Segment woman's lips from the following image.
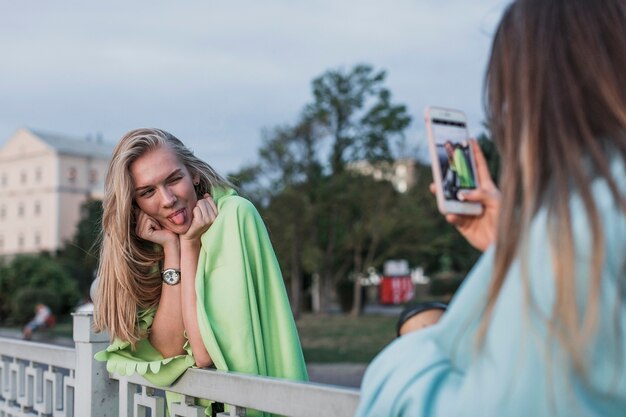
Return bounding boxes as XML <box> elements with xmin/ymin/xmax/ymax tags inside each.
<box><xmin>168</xmin><ymin>208</ymin><xmax>187</xmax><ymax>226</ymax></box>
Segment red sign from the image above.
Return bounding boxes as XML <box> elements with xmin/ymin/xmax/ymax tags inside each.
<box><xmin>379</xmin><ymin>276</ymin><xmax>414</xmax><ymax>304</ymax></box>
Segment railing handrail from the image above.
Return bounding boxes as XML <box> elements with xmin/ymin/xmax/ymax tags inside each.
<box><xmin>114</xmin><ymin>367</ymin><xmax>360</xmax><ymax>417</ymax></box>
<box><xmin>0</xmin><ymin>336</ymin><xmax>76</xmax><ymax>369</ymax></box>
<box><xmin>0</xmin><ymin>313</ymin><xmax>362</xmax><ymax>417</ymax></box>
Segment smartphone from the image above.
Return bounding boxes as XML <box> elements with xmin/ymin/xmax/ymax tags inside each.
<box><xmin>424</xmin><ymin>106</ymin><xmax>482</xmax><ymax>215</ymax></box>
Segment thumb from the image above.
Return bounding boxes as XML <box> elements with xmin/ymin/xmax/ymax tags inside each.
<box><xmin>457</xmin><ymin>188</ymin><xmax>488</xmax><ymax>203</ymax></box>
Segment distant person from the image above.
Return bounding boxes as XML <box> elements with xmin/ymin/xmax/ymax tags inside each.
<box><xmin>396</xmin><ymin>302</ymin><xmax>447</xmax><ymax>337</ymax></box>
<box><xmin>357</xmin><ymin>0</ymin><xmax>626</xmax><ymax>415</ymax></box>
<box><xmin>22</xmin><ymin>303</ymin><xmax>54</xmax><ymax>340</ymax></box>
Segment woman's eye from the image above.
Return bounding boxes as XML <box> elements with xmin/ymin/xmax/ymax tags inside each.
<box><xmin>140</xmin><ymin>189</ymin><xmax>155</xmax><ymax>198</ymax></box>
<box><xmin>169</xmin><ymin>176</ymin><xmax>182</xmax><ymax>184</ymax></box>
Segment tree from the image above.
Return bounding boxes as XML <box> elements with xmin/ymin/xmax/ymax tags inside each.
<box><xmin>340</xmin><ymin>174</ymin><xmax>399</xmax><ymax>316</ymax></box>
<box><xmin>253</xmin><ymin>115</ymin><xmax>329</xmax><ymax>317</ymax></box>
<box><xmin>303</xmin><ymin>64</ymin><xmax>412</xmax><ymax>312</ymax></box>
<box><xmin>236</xmin><ymin>63</ymin><xmax>488</xmax><ymax>316</ymax></box>
<box><xmin>0</xmin><ymin>258</ymin><xmax>14</xmax><ymax>321</ymax></box>
<box><xmin>307</xmin><ymin>64</ymin><xmax>412</xmax><ymax>173</ymax></box>
<box><xmin>262</xmin><ymin>185</ymin><xmax>316</xmax><ymax>318</ymax></box>
<box><xmin>58</xmin><ymin>199</ymin><xmax>103</xmax><ymax>298</ymax></box>
<box><xmin>258</xmin><ymin>116</ymin><xmax>324</xmax><ymax>192</ymax></box>
<box><xmin>477</xmin><ymin>131</ymin><xmax>501</xmax><ymax>183</ymax></box>
<box><xmin>1</xmin><ymin>254</ymin><xmax>80</xmax><ymax>323</ymax></box>
<box><xmin>0</xmin><ymin>200</ymin><xmax>101</xmax><ymax>323</ymax></box>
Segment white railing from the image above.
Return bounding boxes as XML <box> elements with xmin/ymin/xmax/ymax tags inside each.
<box><xmin>0</xmin><ymin>312</ymin><xmax>360</xmax><ymax>416</ymax></box>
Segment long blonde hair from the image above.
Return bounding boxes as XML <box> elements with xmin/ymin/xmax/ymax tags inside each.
<box><xmin>481</xmin><ymin>0</ymin><xmax>626</xmax><ymax>374</ymax></box>
<box><xmin>93</xmin><ymin>128</ymin><xmax>232</xmax><ymax>344</ymax></box>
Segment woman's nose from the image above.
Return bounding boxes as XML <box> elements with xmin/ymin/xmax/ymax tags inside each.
<box><xmin>161</xmin><ymin>188</ymin><xmax>177</xmax><ymax>208</ymax></box>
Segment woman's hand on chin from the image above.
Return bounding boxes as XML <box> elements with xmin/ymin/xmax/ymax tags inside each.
<box><xmin>135</xmin><ymin>209</ymin><xmax>179</xmax><ymax>248</ymax></box>
<box><xmin>181</xmin><ymin>194</ymin><xmax>218</xmax><ymax>243</ymax></box>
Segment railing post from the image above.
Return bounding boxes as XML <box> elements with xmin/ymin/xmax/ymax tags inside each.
<box><xmin>73</xmin><ymin>311</ymin><xmax>119</xmax><ymax>417</ymax></box>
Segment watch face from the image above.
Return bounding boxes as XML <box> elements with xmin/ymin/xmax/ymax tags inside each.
<box><xmin>162</xmin><ymin>269</ymin><xmax>180</xmax><ymax>285</ymax></box>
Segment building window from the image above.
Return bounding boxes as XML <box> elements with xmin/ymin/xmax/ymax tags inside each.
<box><xmin>18</xmin><ymin>234</ymin><xmax>24</xmax><ymax>248</ymax></box>
<box><xmin>34</xmin><ymin>201</ymin><xmax>41</xmax><ymax>216</ymax></box>
<box><xmin>89</xmin><ymin>169</ymin><xmax>99</xmax><ymax>185</ymax></box>
<box><xmin>0</xmin><ymin>236</ymin><xmax>3</xmax><ymax>249</ymax></box>
<box><xmin>0</xmin><ymin>205</ymin><xmax>5</xmax><ymax>219</ymax></box>
<box><xmin>68</xmin><ymin>167</ymin><xmax>77</xmax><ymax>183</ymax></box>
<box><xmin>18</xmin><ymin>203</ymin><xmax>25</xmax><ymax>217</ymax></box>
<box><xmin>35</xmin><ymin>233</ymin><xmax>41</xmax><ymax>246</ymax></box>
<box><xmin>21</xmin><ymin>171</ymin><xmax>27</xmax><ymax>184</ymax></box>
<box><xmin>36</xmin><ymin>168</ymin><xmax>42</xmax><ymax>182</ymax></box>
<box><xmin>1</xmin><ymin>173</ymin><xmax>6</xmax><ymax>187</ymax></box>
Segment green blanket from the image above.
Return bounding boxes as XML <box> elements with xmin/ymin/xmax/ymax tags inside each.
<box><xmin>95</xmin><ymin>187</ymin><xmax>308</xmax><ymax>415</ymax></box>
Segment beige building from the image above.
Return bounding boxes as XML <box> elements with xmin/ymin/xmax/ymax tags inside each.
<box><xmin>0</xmin><ymin>128</ymin><xmax>113</xmax><ymax>256</ymax></box>
<box><xmin>347</xmin><ymin>158</ymin><xmax>419</xmax><ymax>193</ymax></box>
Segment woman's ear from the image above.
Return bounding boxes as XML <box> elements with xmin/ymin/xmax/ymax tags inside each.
<box><xmin>192</xmin><ymin>174</ymin><xmax>203</xmax><ymax>196</ymax></box>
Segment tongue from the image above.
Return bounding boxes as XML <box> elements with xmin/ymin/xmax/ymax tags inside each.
<box><xmin>170</xmin><ymin>210</ymin><xmax>186</xmax><ymax>225</ymax></box>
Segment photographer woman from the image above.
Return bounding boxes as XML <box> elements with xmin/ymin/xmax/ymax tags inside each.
<box><xmin>357</xmin><ymin>0</ymin><xmax>626</xmax><ymax>415</ymax></box>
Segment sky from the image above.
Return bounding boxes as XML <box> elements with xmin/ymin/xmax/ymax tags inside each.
<box><xmin>0</xmin><ymin>1</ymin><xmax>508</xmax><ymax>175</ymax></box>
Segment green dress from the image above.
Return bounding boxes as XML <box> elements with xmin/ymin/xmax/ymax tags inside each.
<box><xmin>95</xmin><ymin>187</ymin><xmax>308</xmax><ymax>416</ymax></box>
<box><xmin>452</xmin><ymin>147</ymin><xmax>474</xmax><ymax>188</ymax></box>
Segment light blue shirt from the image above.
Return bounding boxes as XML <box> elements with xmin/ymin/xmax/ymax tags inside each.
<box><xmin>357</xmin><ymin>158</ymin><xmax>626</xmax><ymax>416</ymax></box>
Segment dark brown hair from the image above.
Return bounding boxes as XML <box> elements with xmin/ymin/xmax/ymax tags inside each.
<box><xmin>482</xmin><ymin>0</ymin><xmax>626</xmax><ymax>374</ymax></box>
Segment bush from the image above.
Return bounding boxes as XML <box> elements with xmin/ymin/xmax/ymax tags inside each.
<box><xmin>336</xmin><ymin>280</ymin><xmax>354</xmax><ymax>313</ymax></box>
<box><xmin>0</xmin><ymin>254</ymin><xmax>80</xmax><ymax>324</ymax></box>
<box><xmin>12</xmin><ymin>287</ymin><xmax>61</xmax><ymax>324</ymax></box>
<box><xmin>429</xmin><ymin>272</ymin><xmax>465</xmax><ymax>297</ymax></box>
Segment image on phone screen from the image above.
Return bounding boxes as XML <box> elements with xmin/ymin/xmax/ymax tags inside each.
<box><xmin>431</xmin><ymin>118</ymin><xmax>477</xmax><ymax>201</ymax></box>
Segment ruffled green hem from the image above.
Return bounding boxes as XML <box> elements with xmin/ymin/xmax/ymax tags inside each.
<box><xmin>94</xmin><ymin>307</ymin><xmax>196</xmax><ymax>387</ymax></box>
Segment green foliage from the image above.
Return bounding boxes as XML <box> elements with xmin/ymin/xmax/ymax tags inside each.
<box><xmin>231</xmin><ymin>63</ymin><xmax>487</xmax><ymax>315</ymax></box>
<box><xmin>12</xmin><ymin>287</ymin><xmax>60</xmax><ymax>324</ymax></box>
<box><xmin>308</xmin><ymin>64</ymin><xmax>411</xmax><ymax>173</ymax></box>
<box><xmin>429</xmin><ymin>273</ymin><xmax>465</xmax><ymax>298</ymax></box>
<box><xmin>0</xmin><ymin>199</ymin><xmax>100</xmax><ymax>323</ymax></box>
<box><xmin>0</xmin><ymin>254</ymin><xmax>79</xmax><ymax>324</ymax></box>
<box><xmin>477</xmin><ymin>132</ymin><xmax>501</xmax><ymax>183</ymax></box>
<box><xmin>296</xmin><ymin>313</ymin><xmax>396</xmax><ymax>363</ymax></box>
<box><xmin>57</xmin><ymin>199</ymin><xmax>103</xmax><ymax>297</ymax></box>
<box><xmin>0</xmin><ymin>259</ymin><xmax>15</xmax><ymax>321</ymax></box>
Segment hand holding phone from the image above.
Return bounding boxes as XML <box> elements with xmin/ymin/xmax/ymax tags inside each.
<box><xmin>424</xmin><ymin>106</ymin><xmax>482</xmax><ymax>216</ymax></box>
<box><xmin>437</xmin><ymin>140</ymin><xmax>501</xmax><ymax>251</ymax></box>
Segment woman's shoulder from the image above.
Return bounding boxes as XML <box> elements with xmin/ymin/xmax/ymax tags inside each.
<box><xmin>211</xmin><ymin>188</ymin><xmax>260</xmax><ymax>221</ymax></box>
<box><xmin>218</xmin><ymin>193</ymin><xmax>257</xmax><ymax>215</ymax></box>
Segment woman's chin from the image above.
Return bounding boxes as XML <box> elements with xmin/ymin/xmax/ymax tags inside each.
<box><xmin>164</xmin><ymin>223</ymin><xmax>191</xmax><ymax>235</ymax></box>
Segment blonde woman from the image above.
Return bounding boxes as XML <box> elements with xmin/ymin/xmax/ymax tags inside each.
<box><xmin>357</xmin><ymin>0</ymin><xmax>626</xmax><ymax>415</ymax></box>
<box><xmin>93</xmin><ymin>129</ymin><xmax>307</xmax><ymax>414</ymax></box>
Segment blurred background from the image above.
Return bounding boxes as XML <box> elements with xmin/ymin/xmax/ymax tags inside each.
<box><xmin>0</xmin><ymin>0</ymin><xmax>507</xmax><ymax>386</ymax></box>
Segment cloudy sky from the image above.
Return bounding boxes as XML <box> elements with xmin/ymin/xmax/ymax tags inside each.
<box><xmin>0</xmin><ymin>1</ymin><xmax>507</xmax><ymax>174</ymax></box>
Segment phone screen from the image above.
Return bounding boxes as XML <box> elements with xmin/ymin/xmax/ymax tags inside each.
<box><xmin>431</xmin><ymin>118</ymin><xmax>477</xmax><ymax>201</ymax></box>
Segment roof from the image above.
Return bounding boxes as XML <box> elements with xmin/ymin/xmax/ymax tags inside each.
<box><xmin>30</xmin><ymin>129</ymin><xmax>115</xmax><ymax>159</ymax></box>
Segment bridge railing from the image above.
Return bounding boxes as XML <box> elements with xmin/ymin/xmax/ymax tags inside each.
<box><xmin>0</xmin><ymin>312</ymin><xmax>360</xmax><ymax>417</ymax></box>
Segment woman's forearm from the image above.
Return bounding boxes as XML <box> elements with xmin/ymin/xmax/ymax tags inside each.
<box><xmin>149</xmin><ymin>240</ymin><xmax>187</xmax><ymax>357</ymax></box>
<box><xmin>180</xmin><ymin>239</ymin><xmax>213</xmax><ymax>367</ymax></box>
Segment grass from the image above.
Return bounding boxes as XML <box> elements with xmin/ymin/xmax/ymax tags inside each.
<box><xmin>295</xmin><ymin>313</ymin><xmax>397</xmax><ymax>363</ymax></box>
<box><xmin>1</xmin><ymin>318</ymin><xmax>73</xmax><ymax>338</ymax></box>
<box><xmin>50</xmin><ymin>321</ymin><xmax>73</xmax><ymax>338</ymax></box>
<box><xmin>5</xmin><ymin>313</ymin><xmax>398</xmax><ymax>364</ymax></box>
